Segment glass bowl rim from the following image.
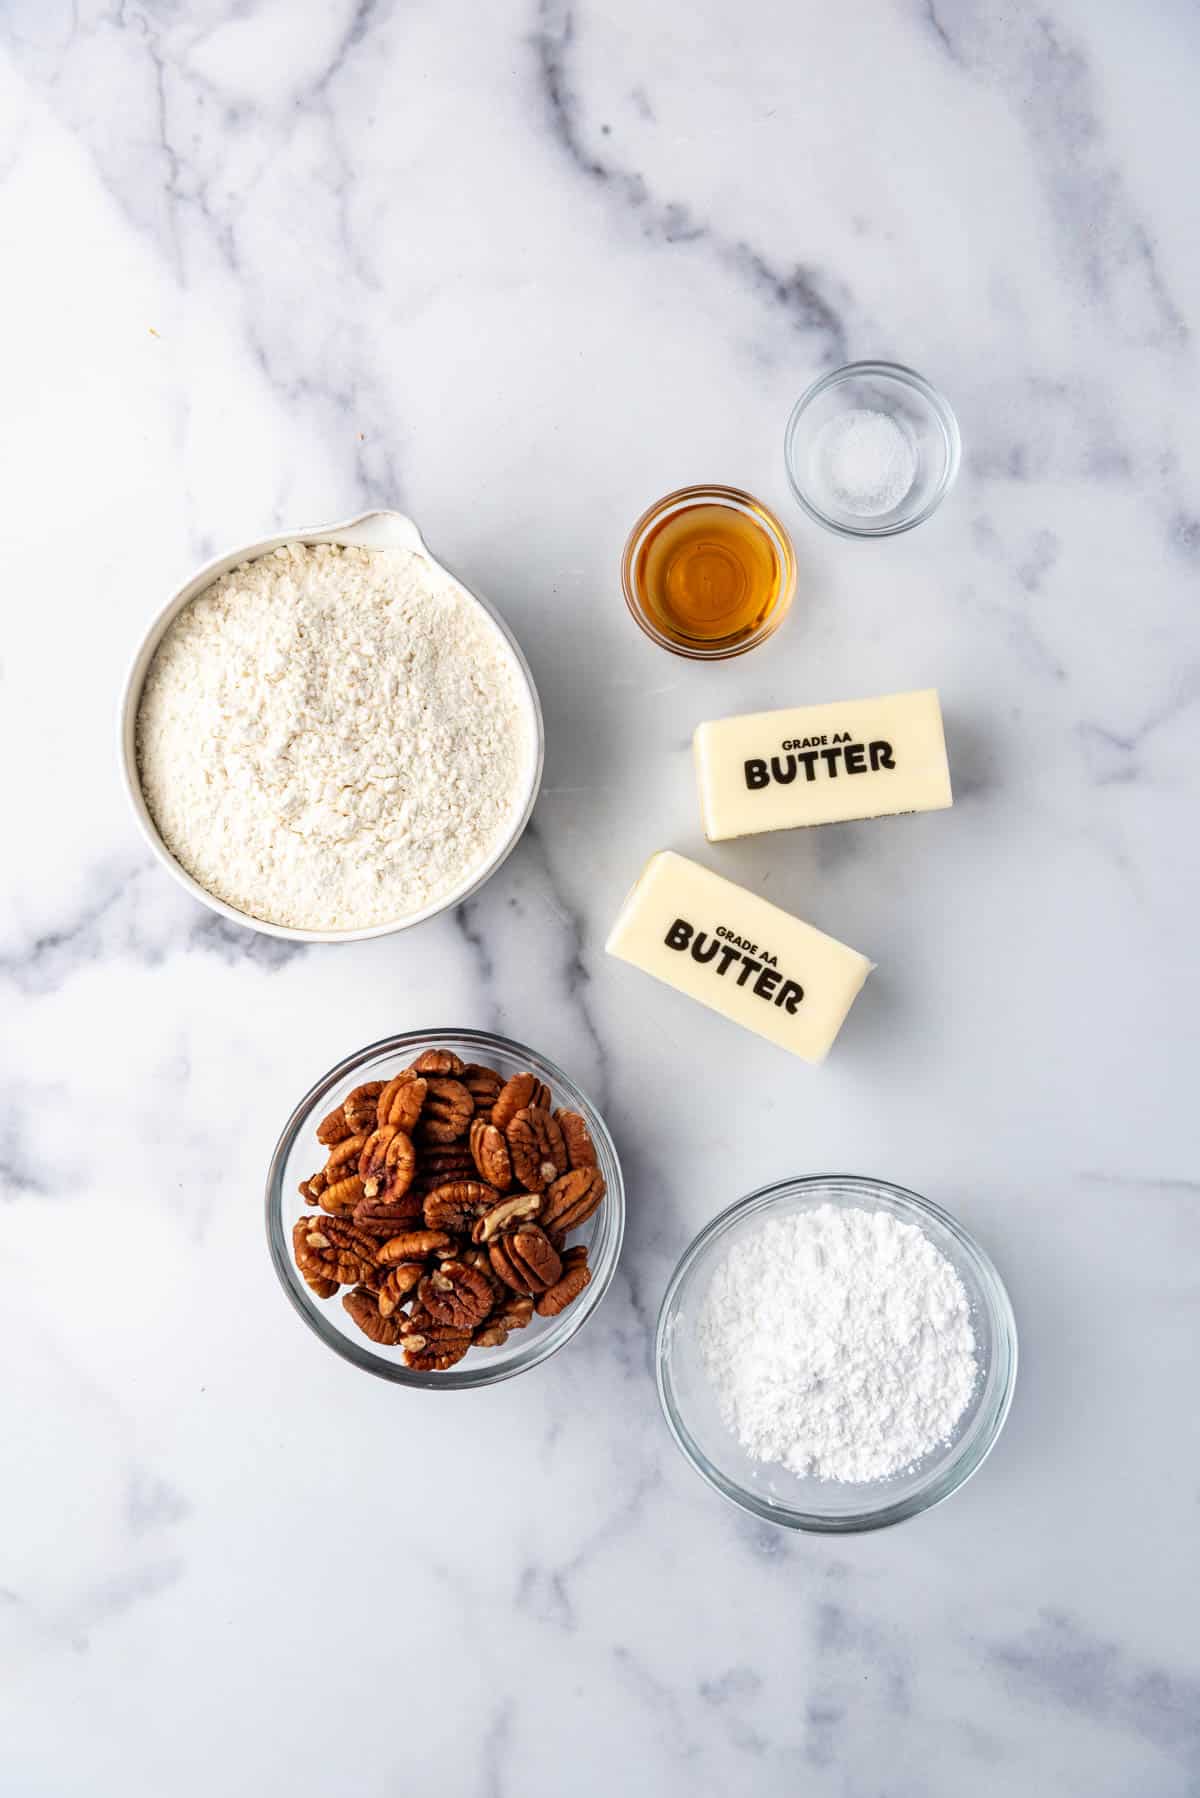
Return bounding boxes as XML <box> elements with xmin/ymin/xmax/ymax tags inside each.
<box><xmin>655</xmin><ymin>1172</ymin><xmax>1017</xmax><ymax>1532</ymax></box>
<box><xmin>783</xmin><ymin>361</ymin><xmax>961</xmax><ymax>540</ymax></box>
<box><xmin>266</xmin><ymin>1027</ymin><xmax>625</xmax><ymax>1389</ymax></box>
<box><xmin>620</xmin><ymin>482</ymin><xmax>797</xmax><ymax>661</ymax></box>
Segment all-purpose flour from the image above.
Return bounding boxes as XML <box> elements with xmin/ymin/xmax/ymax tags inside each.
<box><xmin>137</xmin><ymin>542</ymin><xmax>536</xmax><ymax>931</ymax></box>
<box><xmin>698</xmin><ymin>1204</ymin><xmax>978</xmax><ymax>1482</ymax></box>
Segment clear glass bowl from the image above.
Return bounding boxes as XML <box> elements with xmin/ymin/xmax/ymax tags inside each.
<box><xmin>784</xmin><ymin>362</ymin><xmax>960</xmax><ymax>538</ymax></box>
<box><xmin>621</xmin><ymin>483</ymin><xmax>797</xmax><ymax>660</ymax></box>
<box><xmin>656</xmin><ymin>1175</ymin><xmax>1017</xmax><ymax>1531</ymax></box>
<box><xmin>266</xmin><ymin>1030</ymin><xmax>625</xmax><ymax>1388</ymax></box>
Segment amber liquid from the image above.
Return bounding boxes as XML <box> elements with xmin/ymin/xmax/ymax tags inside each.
<box><xmin>635</xmin><ymin>501</ymin><xmax>784</xmax><ymax>648</ymax></box>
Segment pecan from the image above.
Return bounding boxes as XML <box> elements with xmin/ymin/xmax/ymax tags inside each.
<box><xmin>423</xmin><ymin>1180</ymin><xmax>501</xmax><ymax>1235</ymax></box>
<box><xmin>536</xmin><ymin>1245</ymin><xmax>592</xmax><ymax>1317</ymax></box>
<box><xmin>540</xmin><ymin>1166</ymin><xmax>606</xmax><ymax>1239</ymax></box>
<box><xmin>298</xmin><ymin>1169</ymin><xmax>327</xmax><ymax>1206</ymax></box>
<box><xmin>399</xmin><ymin>1318</ymin><xmax>472</xmax><ymax>1371</ymax></box>
<box><xmin>488</xmin><ymin>1222</ymin><xmax>562</xmax><ymax>1294</ymax></box>
<box><xmin>493</xmin><ymin>1292</ymin><xmax>535</xmax><ymax>1332</ymax></box>
<box><xmin>325</xmin><ymin>1133</ymin><xmax>368</xmax><ymax>1180</ymax></box>
<box><xmin>420</xmin><ymin>1078</ymin><xmax>473</xmax><ymax>1143</ymax></box>
<box><xmin>295</xmin><ymin>1216</ymin><xmax>377</xmax><ymax>1287</ymax></box>
<box><xmin>377</xmin><ymin>1262</ymin><xmax>424</xmax><ymax>1316</ymax></box>
<box><xmin>419</xmin><ymin>1261</ymin><xmax>495</xmax><ymax>1329</ymax></box>
<box><xmin>554</xmin><ymin>1108</ymin><xmax>598</xmax><ymax>1169</ymax></box>
<box><xmin>472</xmin><ymin>1192</ymin><xmax>542</xmax><ymax>1244</ymax></box>
<box><xmin>459</xmin><ymin>1245</ymin><xmax>503</xmax><ymax>1291</ymax></box>
<box><xmin>292</xmin><ymin>1221</ymin><xmax>340</xmax><ymax>1298</ymax></box>
<box><xmin>292</xmin><ymin>1043</ymin><xmax>600</xmax><ymax>1370</ymax></box>
<box><xmin>359</xmin><ymin>1126</ymin><xmax>416</xmax><ymax>1202</ymax></box>
<box><xmin>343</xmin><ymin>1082</ymin><xmax>384</xmax><ymax>1133</ymax></box>
<box><xmin>469</xmin><ymin>1118</ymin><xmax>513</xmax><ymax>1191</ymax></box>
<box><xmin>410</xmin><ymin>1049</ymin><xmax>465</xmax><ymax>1077</ymax></box>
<box><xmin>506</xmin><ymin>1107</ymin><xmax>567</xmax><ymax>1192</ymax></box>
<box><xmin>492</xmin><ymin>1072</ymin><xmax>551</xmax><ymax>1130</ymax></box>
<box><xmin>461</xmin><ymin>1063</ymin><xmax>503</xmax><ymax>1113</ymax></box>
<box><xmin>354</xmin><ymin>1188</ymin><xmax>423</xmax><ymax>1235</ymax></box>
<box><xmin>409</xmin><ymin>1142</ymin><xmax>475</xmax><ymax>1198</ymax></box>
<box><xmin>358</xmin><ymin>1123</ymin><xmax>397</xmax><ymax>1187</ymax></box>
<box><xmin>344</xmin><ymin>1284</ymin><xmax>405</xmax><ymax>1345</ymax></box>
<box><xmin>376</xmin><ymin>1229</ymin><xmax>453</xmax><ymax>1265</ymax></box>
<box><xmin>377</xmin><ymin>1072</ymin><xmax>427</xmax><ymax>1133</ymax></box>
<box><xmin>474</xmin><ymin>1294</ymin><xmax>539</xmax><ymax>1352</ymax></box>
<box><xmin>316</xmin><ymin>1106</ymin><xmax>354</xmax><ymax>1148</ymax></box>
<box><xmin>474</xmin><ymin>1290</ymin><xmax>537</xmax><ymax>1346</ymax></box>
<box><xmin>320</xmin><ymin>1174</ymin><xmax>366</xmax><ymax>1215</ymax></box>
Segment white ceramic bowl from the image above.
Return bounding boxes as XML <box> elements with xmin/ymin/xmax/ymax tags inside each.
<box><xmin>119</xmin><ymin>510</ymin><xmax>545</xmax><ymax>943</ymax></box>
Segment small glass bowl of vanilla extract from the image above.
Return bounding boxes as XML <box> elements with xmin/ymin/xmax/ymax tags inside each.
<box><xmin>622</xmin><ymin>484</ymin><xmax>797</xmax><ymax>660</ymax></box>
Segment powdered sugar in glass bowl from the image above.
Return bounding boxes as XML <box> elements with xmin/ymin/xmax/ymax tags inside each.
<box><xmin>656</xmin><ymin>1175</ymin><xmax>1016</xmax><ymax>1532</ymax></box>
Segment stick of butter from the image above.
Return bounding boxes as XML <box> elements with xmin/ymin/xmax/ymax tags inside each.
<box><xmin>694</xmin><ymin>688</ymin><xmax>952</xmax><ymax>840</ymax></box>
<box><xmin>605</xmin><ymin>851</ymin><xmax>872</xmax><ymax>1062</ymax></box>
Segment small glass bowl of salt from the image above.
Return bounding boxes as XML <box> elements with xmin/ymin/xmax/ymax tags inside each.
<box><xmin>784</xmin><ymin>361</ymin><xmax>960</xmax><ymax>538</ymax></box>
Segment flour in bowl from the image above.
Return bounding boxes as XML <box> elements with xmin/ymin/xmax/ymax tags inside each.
<box><xmin>136</xmin><ymin>542</ymin><xmax>537</xmax><ymax>931</ymax></box>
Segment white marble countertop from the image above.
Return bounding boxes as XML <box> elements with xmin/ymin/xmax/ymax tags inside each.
<box><xmin>4</xmin><ymin>3</ymin><xmax>1198</xmax><ymax>1793</ymax></box>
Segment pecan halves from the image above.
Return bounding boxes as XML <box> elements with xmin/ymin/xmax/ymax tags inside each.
<box><xmin>410</xmin><ymin>1049</ymin><xmax>465</xmax><ymax>1077</ymax></box>
<box><xmin>491</xmin><ymin>1072</ymin><xmax>551</xmax><ymax>1131</ymax></box>
<box><xmin>377</xmin><ymin>1072</ymin><xmax>427</xmax><ymax>1133</ymax></box>
<box><xmin>419</xmin><ymin>1261</ymin><xmax>495</xmax><ymax>1330</ymax></box>
<box><xmin>469</xmin><ymin>1118</ymin><xmax>513</xmax><ymax>1191</ymax></box>
<box><xmin>292</xmin><ymin>1044</ymin><xmax>598</xmax><ymax>1370</ymax></box>
<box><xmin>343</xmin><ymin>1082</ymin><xmax>384</xmax><ymax>1133</ymax></box>
<box><xmin>471</xmin><ymin>1192</ymin><xmax>541</xmax><ymax>1244</ymax></box>
<box><xmin>423</xmin><ymin>1180</ymin><xmax>501</xmax><ymax>1235</ymax></box>
<box><xmin>295</xmin><ymin>1217</ymin><xmax>377</xmax><ymax>1288</ymax></box>
<box><xmin>353</xmin><ymin>1190</ymin><xmax>424</xmax><ymax>1236</ymax></box>
<box><xmin>377</xmin><ymin>1263</ymin><xmax>425</xmax><ymax>1316</ymax></box>
<box><xmin>292</xmin><ymin>1220</ymin><xmax>340</xmax><ymax>1298</ymax></box>
<box><xmin>488</xmin><ymin>1223</ymin><xmax>562</xmax><ymax>1294</ymax></box>
<box><xmin>399</xmin><ymin>1318</ymin><xmax>472</xmax><ymax>1371</ymax></box>
<box><xmin>493</xmin><ymin>1292</ymin><xmax>535</xmax><ymax>1332</ymax></box>
<box><xmin>420</xmin><ymin>1079</ymin><xmax>473</xmax><ymax>1143</ymax></box>
<box><xmin>344</xmin><ymin>1284</ymin><xmax>406</xmax><ymax>1345</ymax></box>
<box><xmin>536</xmin><ymin>1245</ymin><xmax>592</xmax><ymax>1317</ymax></box>
<box><xmin>540</xmin><ymin>1167</ymin><xmax>606</xmax><ymax>1239</ymax></box>
<box><xmin>475</xmin><ymin>1291</ymin><xmax>537</xmax><ymax>1345</ymax></box>
<box><xmin>505</xmin><ymin>1107</ymin><xmax>567</xmax><ymax>1193</ymax></box>
<box><xmin>461</xmin><ymin>1063</ymin><xmax>503</xmax><ymax>1114</ymax></box>
<box><xmin>299</xmin><ymin>1169</ymin><xmax>328</xmax><ymax>1206</ymax></box>
<box><xmin>376</xmin><ymin>1229</ymin><xmax>453</xmax><ymax>1265</ymax></box>
<box><xmin>323</xmin><ymin>1133</ymin><xmax>369</xmax><ymax>1209</ymax></box>
<box><xmin>359</xmin><ymin>1126</ymin><xmax>416</xmax><ymax>1203</ymax></box>
<box><xmin>554</xmin><ymin>1108</ymin><xmax>598</xmax><ymax>1169</ymax></box>
<box><xmin>319</xmin><ymin>1174</ymin><xmax>366</xmax><ymax>1216</ymax></box>
<box><xmin>409</xmin><ymin>1143</ymin><xmax>475</xmax><ymax>1199</ymax></box>
<box><xmin>316</xmin><ymin>1105</ymin><xmax>354</xmax><ymax>1148</ymax></box>
<box><xmin>325</xmin><ymin>1133</ymin><xmax>368</xmax><ymax>1180</ymax></box>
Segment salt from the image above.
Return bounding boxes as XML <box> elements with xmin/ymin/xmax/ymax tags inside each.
<box><xmin>814</xmin><ymin>407</ymin><xmax>916</xmax><ymax>518</ymax></box>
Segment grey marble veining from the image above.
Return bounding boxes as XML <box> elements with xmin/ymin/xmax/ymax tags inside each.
<box><xmin>2</xmin><ymin>1</ymin><xmax>1198</xmax><ymax>1793</ymax></box>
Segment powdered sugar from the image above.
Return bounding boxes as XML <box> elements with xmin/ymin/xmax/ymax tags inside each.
<box><xmin>698</xmin><ymin>1204</ymin><xmax>978</xmax><ymax>1482</ymax></box>
<box><xmin>136</xmin><ymin>542</ymin><xmax>536</xmax><ymax>931</ymax></box>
